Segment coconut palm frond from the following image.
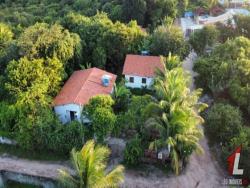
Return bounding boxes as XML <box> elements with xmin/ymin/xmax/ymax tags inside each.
<box><xmin>58</xmin><ymin>140</ymin><xmax>124</xmax><ymax>188</ymax></box>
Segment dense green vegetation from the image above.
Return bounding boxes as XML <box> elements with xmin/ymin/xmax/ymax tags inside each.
<box><xmin>115</xmin><ymin>55</ymin><xmax>206</xmax><ymax>174</ymax></box>
<box><xmin>124</xmin><ymin>136</ymin><xmax>143</xmax><ymax>166</ymax></box>
<box><xmin>205</xmin><ymin>103</ymin><xmax>250</xmax><ymax>179</ymax></box>
<box><xmin>194</xmin><ymin>37</ymin><xmax>250</xmax><ymax>114</ymax></box>
<box><xmin>0</xmin><ymin>0</ymin><xmax>249</xmax><ymax>180</ymax></box>
<box><xmin>0</xmin><ymin>0</ymin><xmax>201</xmax><ymax>29</ymax></box>
<box><xmin>189</xmin><ymin>15</ymin><xmax>250</xmax><ymax>55</ymax></box>
<box><xmin>0</xmin><ymin>10</ymin><xmax>146</xmax><ymax>156</ymax></box>
<box><xmin>193</xmin><ymin>27</ymin><xmax>250</xmax><ymax>180</ymax></box>
<box><xmin>0</xmin><ymin>0</ymin><xmax>193</xmax><ymax>164</ymax></box>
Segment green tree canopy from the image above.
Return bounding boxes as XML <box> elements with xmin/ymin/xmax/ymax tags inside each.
<box><xmin>145</xmin><ymin>0</ymin><xmax>178</xmax><ymax>27</ymax></box>
<box><xmin>62</xmin><ymin>12</ymin><xmax>146</xmax><ymax>72</ymax></box>
<box><xmin>122</xmin><ymin>0</ymin><xmax>147</xmax><ymax>25</ymax></box>
<box><xmin>6</xmin><ymin>57</ymin><xmax>64</xmax><ymax>108</ymax></box>
<box><xmin>148</xmin><ymin>24</ymin><xmax>188</xmax><ymax>59</ymax></box>
<box><xmin>17</xmin><ymin>23</ymin><xmax>81</xmax><ymax>63</ymax></box>
<box><xmin>194</xmin><ymin>36</ymin><xmax>250</xmax><ymax>114</ymax></box>
<box><xmin>235</xmin><ymin>15</ymin><xmax>250</xmax><ymax>39</ymax></box>
<box><xmin>189</xmin><ymin>25</ymin><xmax>219</xmax><ymax>55</ymax></box>
<box><xmin>0</xmin><ymin>22</ymin><xmax>13</xmax><ymax>56</ymax></box>
<box><xmin>206</xmin><ymin>103</ymin><xmax>243</xmax><ymax>145</ymax></box>
<box><xmin>84</xmin><ymin>95</ymin><xmax>116</xmax><ymax>142</ymax></box>
<box><xmin>0</xmin><ymin>22</ymin><xmax>14</xmax><ymax>73</ymax></box>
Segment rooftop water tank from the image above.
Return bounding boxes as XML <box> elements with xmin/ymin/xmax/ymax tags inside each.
<box><xmin>141</xmin><ymin>50</ymin><xmax>149</xmax><ymax>56</ymax></box>
<box><xmin>102</xmin><ymin>75</ymin><xmax>111</xmax><ymax>87</ymax></box>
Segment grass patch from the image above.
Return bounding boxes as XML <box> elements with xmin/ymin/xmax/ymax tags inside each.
<box><xmin>0</xmin><ymin>144</ymin><xmax>68</xmax><ymax>161</ymax></box>
<box><xmin>129</xmin><ymin>88</ymin><xmax>155</xmax><ymax>96</ymax></box>
<box><xmin>5</xmin><ymin>180</ymin><xmax>42</xmax><ymax>188</ymax></box>
<box><xmin>0</xmin><ymin>130</ymin><xmax>16</xmax><ymax>139</ymax></box>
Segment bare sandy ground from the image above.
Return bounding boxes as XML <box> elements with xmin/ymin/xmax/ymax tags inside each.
<box><xmin>0</xmin><ymin>156</ymin><xmax>73</xmax><ymax>180</ymax></box>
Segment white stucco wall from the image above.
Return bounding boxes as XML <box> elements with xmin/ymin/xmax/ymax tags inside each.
<box><xmin>54</xmin><ymin>103</ymin><xmax>83</xmax><ymax>124</ymax></box>
<box><xmin>124</xmin><ymin>75</ymin><xmax>154</xmax><ymax>89</ymax></box>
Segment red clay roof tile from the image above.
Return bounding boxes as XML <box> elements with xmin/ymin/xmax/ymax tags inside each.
<box><xmin>122</xmin><ymin>54</ymin><xmax>164</xmax><ymax>77</ymax></box>
<box><xmin>53</xmin><ymin>68</ymin><xmax>116</xmax><ymax>106</ymax></box>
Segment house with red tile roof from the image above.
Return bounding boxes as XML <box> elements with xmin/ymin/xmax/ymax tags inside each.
<box><xmin>122</xmin><ymin>54</ymin><xmax>164</xmax><ymax>89</ymax></box>
<box><xmin>53</xmin><ymin>67</ymin><xmax>117</xmax><ymax>124</ymax></box>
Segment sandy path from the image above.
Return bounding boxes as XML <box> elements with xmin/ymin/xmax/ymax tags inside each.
<box><xmin>0</xmin><ymin>156</ymin><xmax>73</xmax><ymax>180</ymax></box>
<box><xmin>122</xmin><ymin>52</ymin><xmax>226</xmax><ymax>188</ymax></box>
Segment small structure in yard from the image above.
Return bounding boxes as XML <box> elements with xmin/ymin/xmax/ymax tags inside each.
<box><xmin>210</xmin><ymin>6</ymin><xmax>225</xmax><ymax>16</ymax></box>
<box><xmin>195</xmin><ymin>7</ymin><xmax>207</xmax><ymax>17</ymax></box>
<box><xmin>143</xmin><ymin>149</ymin><xmax>170</xmax><ymax>164</ymax></box>
<box><xmin>122</xmin><ymin>54</ymin><xmax>164</xmax><ymax>89</ymax></box>
<box><xmin>53</xmin><ymin>67</ymin><xmax>117</xmax><ymax>124</ymax></box>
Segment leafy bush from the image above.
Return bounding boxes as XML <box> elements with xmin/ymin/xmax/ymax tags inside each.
<box><xmin>85</xmin><ymin>95</ymin><xmax>114</xmax><ymax>114</ymax></box>
<box><xmin>194</xmin><ymin>37</ymin><xmax>250</xmax><ymax>114</ymax></box>
<box><xmin>49</xmin><ymin>121</ymin><xmax>85</xmax><ymax>154</ymax></box>
<box><xmin>16</xmin><ymin>107</ymin><xmax>85</xmax><ymax>154</ymax></box>
<box><xmin>205</xmin><ymin>103</ymin><xmax>243</xmax><ymax>145</ymax></box>
<box><xmin>221</xmin><ymin>127</ymin><xmax>250</xmax><ymax>180</ymax></box>
<box><xmin>112</xmin><ymin>82</ymin><xmax>131</xmax><ymax>113</ymax></box>
<box><xmin>91</xmin><ymin>107</ymin><xmax>116</xmax><ymax>143</ymax></box>
<box><xmin>0</xmin><ymin>102</ymin><xmax>17</xmax><ymax>132</ymax></box>
<box><xmin>118</xmin><ymin>95</ymin><xmax>153</xmax><ymax>133</ymax></box>
<box><xmin>148</xmin><ymin>25</ymin><xmax>189</xmax><ymax>59</ymax></box>
<box><xmin>124</xmin><ymin>136</ymin><xmax>143</xmax><ymax>166</ymax></box>
<box><xmin>85</xmin><ymin>95</ymin><xmax>116</xmax><ymax>142</ymax></box>
<box><xmin>189</xmin><ymin>25</ymin><xmax>219</xmax><ymax>55</ymax></box>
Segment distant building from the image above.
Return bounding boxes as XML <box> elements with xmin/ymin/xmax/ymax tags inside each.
<box><xmin>122</xmin><ymin>54</ymin><xmax>164</xmax><ymax>89</ymax></box>
<box><xmin>53</xmin><ymin>68</ymin><xmax>117</xmax><ymax>124</ymax></box>
<box><xmin>219</xmin><ymin>0</ymin><xmax>250</xmax><ymax>7</ymax></box>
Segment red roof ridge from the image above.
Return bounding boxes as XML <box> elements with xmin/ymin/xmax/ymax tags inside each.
<box><xmin>122</xmin><ymin>54</ymin><xmax>164</xmax><ymax>77</ymax></box>
<box><xmin>126</xmin><ymin>54</ymin><xmax>161</xmax><ymax>58</ymax></box>
<box><xmin>53</xmin><ymin>67</ymin><xmax>117</xmax><ymax>106</ymax></box>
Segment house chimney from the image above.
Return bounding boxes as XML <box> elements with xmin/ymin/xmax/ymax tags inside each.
<box><xmin>102</xmin><ymin>75</ymin><xmax>111</xmax><ymax>87</ymax></box>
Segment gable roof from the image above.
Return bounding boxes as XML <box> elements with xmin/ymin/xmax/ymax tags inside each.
<box><xmin>53</xmin><ymin>68</ymin><xmax>117</xmax><ymax>106</ymax></box>
<box><xmin>122</xmin><ymin>54</ymin><xmax>164</xmax><ymax>77</ymax></box>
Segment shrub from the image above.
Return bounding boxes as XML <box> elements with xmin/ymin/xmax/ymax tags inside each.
<box><xmin>189</xmin><ymin>25</ymin><xmax>219</xmax><ymax>55</ymax></box>
<box><xmin>149</xmin><ymin>25</ymin><xmax>189</xmax><ymax>59</ymax></box>
<box><xmin>205</xmin><ymin>103</ymin><xmax>243</xmax><ymax>145</ymax></box>
<box><xmin>16</xmin><ymin>107</ymin><xmax>85</xmax><ymax>154</ymax></box>
<box><xmin>124</xmin><ymin>136</ymin><xmax>143</xmax><ymax>166</ymax></box>
<box><xmin>49</xmin><ymin>121</ymin><xmax>85</xmax><ymax>154</ymax></box>
<box><xmin>85</xmin><ymin>95</ymin><xmax>114</xmax><ymax>114</ymax></box>
<box><xmin>221</xmin><ymin>127</ymin><xmax>250</xmax><ymax>179</ymax></box>
<box><xmin>85</xmin><ymin>95</ymin><xmax>117</xmax><ymax>143</ymax></box>
<box><xmin>0</xmin><ymin>102</ymin><xmax>17</xmax><ymax>132</ymax></box>
<box><xmin>91</xmin><ymin>107</ymin><xmax>116</xmax><ymax>143</ymax></box>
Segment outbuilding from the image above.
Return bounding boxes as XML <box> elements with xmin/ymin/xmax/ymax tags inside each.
<box><xmin>122</xmin><ymin>54</ymin><xmax>164</xmax><ymax>89</ymax></box>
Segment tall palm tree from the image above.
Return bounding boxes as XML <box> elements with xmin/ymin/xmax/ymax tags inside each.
<box><xmin>58</xmin><ymin>140</ymin><xmax>125</xmax><ymax>188</ymax></box>
<box><xmin>206</xmin><ymin>0</ymin><xmax>218</xmax><ymax>10</ymax></box>
<box><xmin>112</xmin><ymin>81</ymin><xmax>131</xmax><ymax>112</ymax></box>
<box><xmin>144</xmin><ymin>61</ymin><xmax>206</xmax><ymax>175</ymax></box>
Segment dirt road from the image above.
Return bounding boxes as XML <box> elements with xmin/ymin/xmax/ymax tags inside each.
<box><xmin>0</xmin><ymin>156</ymin><xmax>73</xmax><ymax>180</ymax></box>
<box><xmin>122</xmin><ymin>52</ymin><xmax>226</xmax><ymax>188</ymax></box>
